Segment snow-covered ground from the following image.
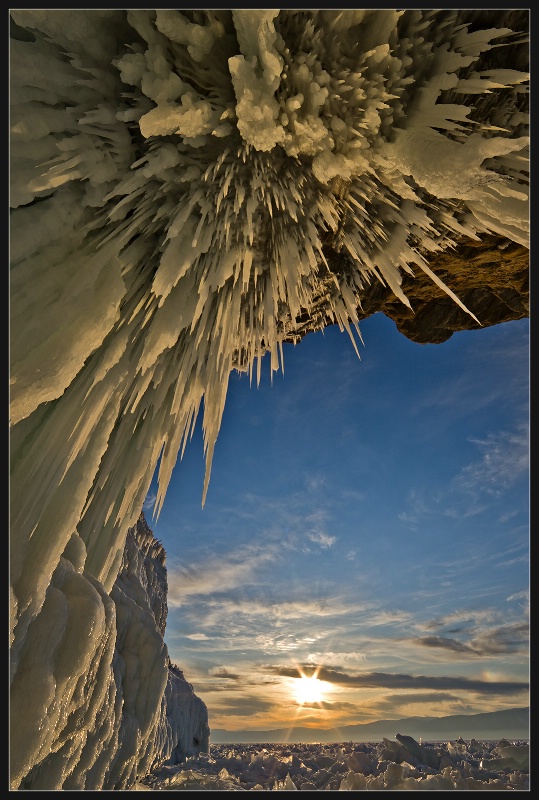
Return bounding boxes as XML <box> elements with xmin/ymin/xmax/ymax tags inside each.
<box><xmin>134</xmin><ymin>736</ymin><xmax>529</xmax><ymax>790</ymax></box>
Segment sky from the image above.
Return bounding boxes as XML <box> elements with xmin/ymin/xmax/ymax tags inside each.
<box><xmin>144</xmin><ymin>312</ymin><xmax>529</xmax><ymax>735</ymax></box>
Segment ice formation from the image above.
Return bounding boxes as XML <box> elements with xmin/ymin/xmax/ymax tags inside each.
<box><xmin>9</xmin><ymin>9</ymin><xmax>528</xmax><ymax>790</ymax></box>
<box><xmin>10</xmin><ymin>513</ymin><xmax>209</xmax><ymax>790</ymax></box>
<box><xmin>136</xmin><ymin>737</ymin><xmax>530</xmax><ymax>791</ymax></box>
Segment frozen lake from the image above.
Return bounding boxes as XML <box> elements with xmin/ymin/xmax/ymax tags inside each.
<box><xmin>134</xmin><ymin>736</ymin><xmax>530</xmax><ymax>790</ymax></box>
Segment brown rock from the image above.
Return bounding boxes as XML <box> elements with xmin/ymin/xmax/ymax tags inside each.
<box><xmin>287</xmin><ymin>234</ymin><xmax>528</xmax><ymax>346</ymax></box>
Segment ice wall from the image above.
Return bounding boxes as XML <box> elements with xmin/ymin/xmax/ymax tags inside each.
<box><xmin>9</xmin><ymin>9</ymin><xmax>528</xmax><ymax>790</ymax></box>
<box><xmin>10</xmin><ymin>514</ymin><xmax>209</xmax><ymax>790</ymax></box>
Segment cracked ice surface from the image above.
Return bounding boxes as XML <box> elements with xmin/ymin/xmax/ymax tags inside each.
<box><xmin>135</xmin><ymin>737</ymin><xmax>530</xmax><ymax>790</ymax></box>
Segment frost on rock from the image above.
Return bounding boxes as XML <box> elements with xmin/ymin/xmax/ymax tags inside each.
<box><xmin>9</xmin><ymin>9</ymin><xmax>528</xmax><ymax>790</ymax></box>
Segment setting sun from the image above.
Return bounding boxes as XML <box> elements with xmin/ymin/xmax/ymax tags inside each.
<box><xmin>295</xmin><ymin>676</ymin><xmax>324</xmax><ymax>704</ymax></box>
<box><xmin>293</xmin><ymin>667</ymin><xmax>329</xmax><ymax>705</ymax></box>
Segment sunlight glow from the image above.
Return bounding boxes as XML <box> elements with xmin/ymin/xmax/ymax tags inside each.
<box><xmin>293</xmin><ymin>666</ymin><xmax>329</xmax><ymax>705</ymax></box>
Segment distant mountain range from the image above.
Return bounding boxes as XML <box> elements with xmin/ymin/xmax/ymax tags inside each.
<box><xmin>211</xmin><ymin>706</ymin><xmax>529</xmax><ymax>744</ymax></box>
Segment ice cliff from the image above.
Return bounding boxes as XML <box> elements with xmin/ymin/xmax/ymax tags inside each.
<box><xmin>10</xmin><ymin>512</ymin><xmax>209</xmax><ymax>790</ymax></box>
<box><xmin>9</xmin><ymin>10</ymin><xmax>528</xmax><ymax>790</ymax></box>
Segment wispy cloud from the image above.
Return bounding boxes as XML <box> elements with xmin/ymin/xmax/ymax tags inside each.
<box><xmin>306</xmin><ymin>529</ymin><xmax>337</xmax><ymax>548</ymax></box>
<box><xmin>412</xmin><ymin>607</ymin><xmax>529</xmax><ymax>659</ymax></box>
<box><xmin>363</xmin><ymin>609</ymin><xmax>413</xmax><ymax>627</ymax></box>
<box><xmin>453</xmin><ymin>425</ymin><xmax>529</xmax><ymax>498</ymax></box>
<box><xmin>467</xmin><ymin>621</ymin><xmax>529</xmax><ymax>656</ymax></box>
<box><xmin>374</xmin><ymin>692</ymin><xmax>459</xmax><ymax>707</ymax></box>
<box><xmin>174</xmin><ymin>587</ymin><xmax>383</xmax><ymax>648</ymax></box>
<box><xmin>340</xmin><ymin>489</ymin><xmax>365</xmax><ymax>503</ymax></box>
<box><xmin>398</xmin><ymin>488</ymin><xmax>432</xmax><ymax>528</ymax></box>
<box><xmin>410</xmin><ymin>629</ymin><xmax>525</xmax><ymax>658</ymax></box>
<box><xmin>213</xmin><ymin>490</ymin><xmax>341</xmax><ymax>554</ymax></box>
<box><xmin>264</xmin><ymin>665</ymin><xmax>529</xmax><ymax>695</ymax></box>
<box><xmin>166</xmin><ymin>544</ymin><xmax>280</xmax><ymax>606</ymax></box>
<box><xmin>298</xmin><ymin>700</ymin><xmax>359</xmax><ymax>711</ymax></box>
<box><xmin>255</xmin><ymin>632</ymin><xmax>320</xmax><ymax>653</ymax></box>
<box><xmin>422</xmin><ymin>608</ymin><xmax>497</xmax><ymax>631</ymax></box>
<box><xmin>305</xmin><ymin>474</ymin><xmax>326</xmax><ymax>493</ymax></box>
<box><xmin>306</xmin><ymin>651</ymin><xmax>368</xmax><ymax>667</ymax></box>
<box><xmin>143</xmin><ymin>491</ymin><xmax>157</xmax><ymax>511</ymax></box>
<box><xmin>499</xmin><ymin>509</ymin><xmax>519</xmax><ymax>523</ymax></box>
<box><xmin>507</xmin><ymin>590</ymin><xmax>529</xmax><ymax>604</ymax></box>
<box><xmin>212</xmin><ymin>697</ymin><xmax>275</xmax><ymax>717</ymax></box>
<box><xmin>398</xmin><ymin>424</ymin><xmax>529</xmax><ymax>527</ymax></box>
<box><xmin>413</xmin><ymin>636</ymin><xmax>478</xmax><ymax>654</ymax></box>
<box><xmin>414</xmin><ymin>324</ymin><xmax>529</xmax><ymax>419</ymax></box>
<box><xmin>192</xmin><ymin>596</ymin><xmax>369</xmax><ymax>623</ymax></box>
<box><xmin>209</xmin><ymin>666</ymin><xmax>240</xmax><ymax>680</ymax></box>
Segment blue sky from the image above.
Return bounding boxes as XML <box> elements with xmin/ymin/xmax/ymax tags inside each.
<box><xmin>144</xmin><ymin>313</ymin><xmax>529</xmax><ymax>734</ymax></box>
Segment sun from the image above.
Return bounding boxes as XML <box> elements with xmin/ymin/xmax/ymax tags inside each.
<box><xmin>295</xmin><ymin>676</ymin><xmax>324</xmax><ymax>704</ymax></box>
<box><xmin>292</xmin><ymin>667</ymin><xmax>329</xmax><ymax>705</ymax></box>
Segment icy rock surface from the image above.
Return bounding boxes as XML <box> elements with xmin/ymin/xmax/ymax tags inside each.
<box><xmin>9</xmin><ymin>9</ymin><xmax>528</xmax><ymax>791</ymax></box>
<box><xmin>136</xmin><ymin>738</ymin><xmax>530</xmax><ymax>791</ymax></box>
<box><xmin>10</xmin><ymin>514</ymin><xmax>209</xmax><ymax>790</ymax></box>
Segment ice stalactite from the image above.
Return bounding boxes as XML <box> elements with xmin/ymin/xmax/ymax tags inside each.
<box><xmin>9</xmin><ymin>9</ymin><xmax>528</xmax><ymax>790</ymax></box>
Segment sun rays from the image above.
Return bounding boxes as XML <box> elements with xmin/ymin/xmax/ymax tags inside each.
<box><xmin>292</xmin><ymin>666</ymin><xmax>330</xmax><ymax>706</ymax></box>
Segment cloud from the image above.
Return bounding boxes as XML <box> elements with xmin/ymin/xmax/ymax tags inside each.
<box><xmin>340</xmin><ymin>489</ymin><xmax>365</xmax><ymax>503</ymax></box>
<box><xmin>179</xmin><ymin>595</ymin><xmax>371</xmax><ymax>633</ymax></box>
<box><xmin>499</xmin><ymin>509</ymin><xmax>519</xmax><ymax>523</ymax></box>
<box><xmin>507</xmin><ymin>590</ymin><xmax>529</xmax><ymax>603</ymax></box>
<box><xmin>166</xmin><ymin>543</ymin><xmax>280</xmax><ymax>606</ymax></box>
<box><xmin>303</xmin><ymin>509</ymin><xmax>335</xmax><ymax>550</ymax></box>
<box><xmin>375</xmin><ymin>692</ymin><xmax>459</xmax><ymax>707</ymax></box>
<box><xmin>213</xmin><ymin>697</ymin><xmax>275</xmax><ymax>717</ymax></box>
<box><xmin>466</xmin><ymin>621</ymin><xmax>529</xmax><ymax>656</ymax></box>
<box><xmin>452</xmin><ymin>425</ymin><xmax>529</xmax><ymax>498</ymax></box>
<box><xmin>142</xmin><ymin>491</ymin><xmax>157</xmax><ymax>511</ymax></box>
<box><xmin>413</xmin><ymin>636</ymin><xmax>478</xmax><ymax>654</ymax></box>
<box><xmin>306</xmin><ymin>651</ymin><xmax>368</xmax><ymax>666</ymax></box>
<box><xmin>185</xmin><ymin>633</ymin><xmax>209</xmax><ymax>641</ymax></box>
<box><xmin>306</xmin><ymin>529</ymin><xmax>337</xmax><ymax>548</ymax></box>
<box><xmin>255</xmin><ymin>632</ymin><xmax>319</xmax><ymax>653</ymax></box>
<box><xmin>441</xmin><ymin>501</ymin><xmax>489</xmax><ymax>520</ymax></box>
<box><xmin>297</xmin><ymin>700</ymin><xmax>359</xmax><ymax>711</ymax></box>
<box><xmin>423</xmin><ymin>608</ymin><xmax>496</xmax><ymax>630</ymax></box>
<box><xmin>414</xmin><ymin>326</ymin><xmax>529</xmax><ymax>419</ymax></box>
<box><xmin>493</xmin><ymin>548</ymin><xmax>529</xmax><ymax>569</ymax></box>
<box><xmin>217</xmin><ymin>490</ymin><xmax>342</xmax><ymax>554</ymax></box>
<box><xmin>413</xmin><ymin>612</ymin><xmax>529</xmax><ymax>658</ymax></box>
<box><xmin>399</xmin><ymin>424</ymin><xmax>529</xmax><ymax>525</ymax></box>
<box><xmin>305</xmin><ymin>474</ymin><xmax>326</xmax><ymax>492</ymax></box>
<box><xmin>264</xmin><ymin>665</ymin><xmax>529</xmax><ymax>695</ymax></box>
<box><xmin>397</xmin><ymin>488</ymin><xmax>432</xmax><ymax>528</ymax></box>
<box><xmin>353</xmin><ymin>608</ymin><xmax>413</xmax><ymax>628</ymax></box>
<box><xmin>208</xmin><ymin>666</ymin><xmax>240</xmax><ymax>680</ymax></box>
<box><xmin>422</xmin><ymin>537</ymin><xmax>528</xmax><ymax>582</ymax></box>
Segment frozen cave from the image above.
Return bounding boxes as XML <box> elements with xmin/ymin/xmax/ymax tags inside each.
<box><xmin>9</xmin><ymin>9</ymin><xmax>528</xmax><ymax>790</ymax></box>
